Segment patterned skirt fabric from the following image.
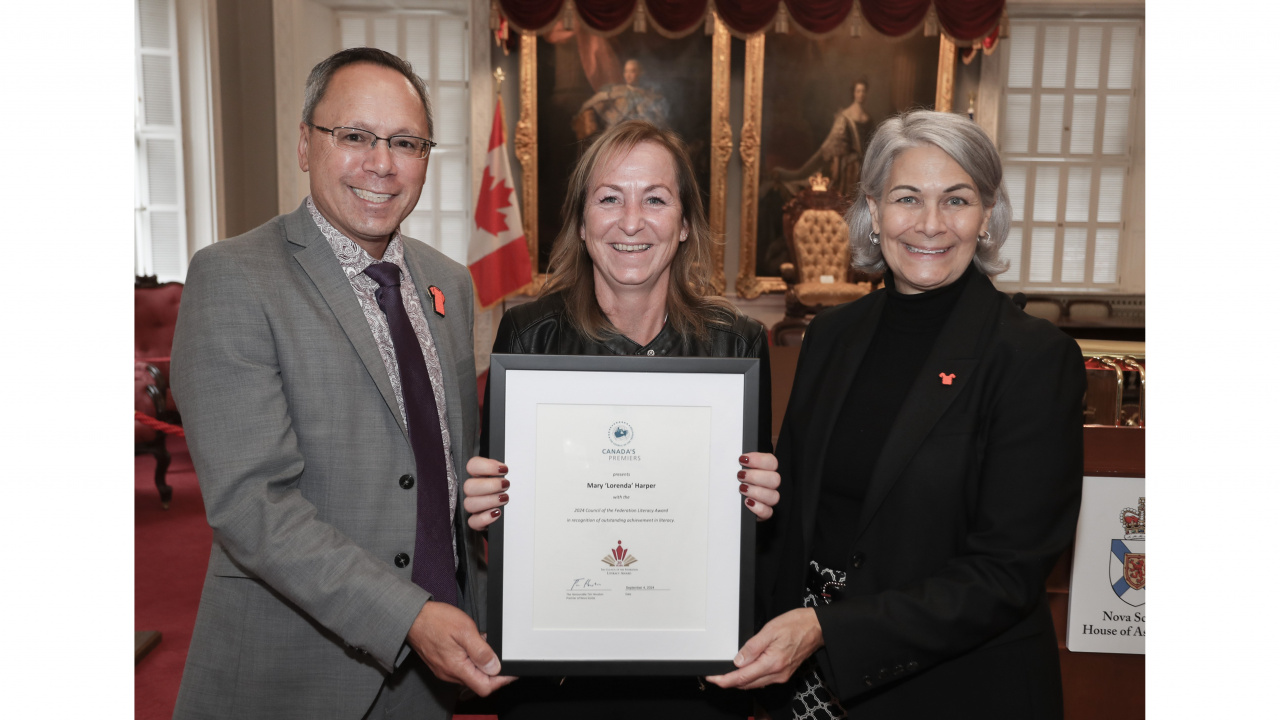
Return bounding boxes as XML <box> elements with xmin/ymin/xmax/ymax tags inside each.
<box><xmin>784</xmin><ymin>562</ymin><xmax>848</xmax><ymax>720</ymax></box>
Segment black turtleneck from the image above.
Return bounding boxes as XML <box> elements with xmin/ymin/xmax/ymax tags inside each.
<box><xmin>811</xmin><ymin>264</ymin><xmax>975</xmax><ymax>572</ymax></box>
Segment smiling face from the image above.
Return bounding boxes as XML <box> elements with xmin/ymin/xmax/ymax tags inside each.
<box><xmin>580</xmin><ymin>140</ymin><xmax>688</xmax><ymax>301</ymax></box>
<box><xmin>297</xmin><ymin>62</ymin><xmax>429</xmax><ymax>256</ymax></box>
<box><xmin>867</xmin><ymin>144</ymin><xmax>992</xmax><ymax>294</ymax></box>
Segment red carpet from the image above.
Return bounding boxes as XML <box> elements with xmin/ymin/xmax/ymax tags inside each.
<box><xmin>133</xmin><ymin>439</ymin><xmax>497</xmax><ymax>719</ymax></box>
<box><xmin>134</xmin><ymin>438</ymin><xmax>209</xmax><ymax>720</ymax></box>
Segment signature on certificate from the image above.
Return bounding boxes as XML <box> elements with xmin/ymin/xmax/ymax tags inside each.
<box><xmin>569</xmin><ymin>577</ymin><xmax>607</xmax><ymax>591</ymax></box>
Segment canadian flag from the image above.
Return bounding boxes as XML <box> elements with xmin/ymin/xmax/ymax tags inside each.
<box><xmin>468</xmin><ymin>98</ymin><xmax>532</xmax><ymax>308</ymax></box>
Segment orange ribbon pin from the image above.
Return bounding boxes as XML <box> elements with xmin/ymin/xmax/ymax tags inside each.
<box><xmin>427</xmin><ymin>286</ymin><xmax>446</xmax><ymax>317</ymax></box>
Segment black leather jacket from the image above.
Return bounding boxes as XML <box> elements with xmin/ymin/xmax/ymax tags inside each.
<box><xmin>480</xmin><ymin>292</ymin><xmax>773</xmax><ymax>456</ymax></box>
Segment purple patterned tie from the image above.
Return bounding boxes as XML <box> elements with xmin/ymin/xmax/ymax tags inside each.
<box><xmin>364</xmin><ymin>261</ymin><xmax>458</xmax><ymax>606</ymax></box>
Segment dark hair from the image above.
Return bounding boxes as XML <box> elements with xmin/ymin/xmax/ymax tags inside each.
<box><xmin>302</xmin><ymin>47</ymin><xmax>433</xmax><ymax>140</ymax></box>
<box><xmin>542</xmin><ymin>120</ymin><xmax>734</xmax><ymax>342</ymax></box>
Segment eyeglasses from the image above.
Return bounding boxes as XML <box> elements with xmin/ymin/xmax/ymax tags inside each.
<box><xmin>308</xmin><ymin>123</ymin><xmax>436</xmax><ymax>160</ymax></box>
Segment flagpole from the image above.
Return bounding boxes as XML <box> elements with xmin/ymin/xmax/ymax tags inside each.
<box><xmin>494</xmin><ymin>67</ymin><xmax>507</xmax><ymax>179</ymax></box>
<box><xmin>493</xmin><ymin>67</ymin><xmax>507</xmax><ymax>310</ymax></box>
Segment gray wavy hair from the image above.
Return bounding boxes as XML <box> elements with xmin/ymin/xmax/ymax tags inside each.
<box><xmin>847</xmin><ymin>110</ymin><xmax>1010</xmax><ymax>276</ymax></box>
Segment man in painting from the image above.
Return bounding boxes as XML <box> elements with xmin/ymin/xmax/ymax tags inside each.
<box><xmin>573</xmin><ymin>58</ymin><xmax>670</xmax><ymax>141</ymax></box>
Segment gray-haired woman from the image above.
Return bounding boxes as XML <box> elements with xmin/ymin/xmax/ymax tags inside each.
<box><xmin>709</xmin><ymin>110</ymin><xmax>1084</xmax><ymax>719</ymax></box>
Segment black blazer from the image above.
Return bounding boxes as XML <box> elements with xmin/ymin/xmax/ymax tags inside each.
<box><xmin>757</xmin><ymin>272</ymin><xmax>1084</xmax><ymax>717</ymax></box>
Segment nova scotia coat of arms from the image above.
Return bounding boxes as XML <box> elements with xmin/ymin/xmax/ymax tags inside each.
<box><xmin>1109</xmin><ymin>497</ymin><xmax>1145</xmax><ymax>607</ymax></box>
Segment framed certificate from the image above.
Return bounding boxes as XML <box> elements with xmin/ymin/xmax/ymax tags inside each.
<box><xmin>487</xmin><ymin>354</ymin><xmax>760</xmax><ymax>676</ymax></box>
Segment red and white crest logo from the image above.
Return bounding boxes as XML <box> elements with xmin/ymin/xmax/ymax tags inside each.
<box><xmin>1109</xmin><ymin>497</ymin><xmax>1145</xmax><ymax>607</ymax></box>
<box><xmin>602</xmin><ymin>540</ymin><xmax>636</xmax><ymax>567</ymax></box>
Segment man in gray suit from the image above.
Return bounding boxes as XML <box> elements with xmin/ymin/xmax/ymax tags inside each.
<box><xmin>171</xmin><ymin>47</ymin><xmax>512</xmax><ymax>719</ymax></box>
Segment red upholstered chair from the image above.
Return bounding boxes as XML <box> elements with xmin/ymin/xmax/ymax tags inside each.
<box><xmin>135</xmin><ymin>276</ymin><xmax>183</xmax><ymax>508</ymax></box>
<box><xmin>136</xmin><ymin>360</ymin><xmax>173</xmax><ymax>508</ymax></box>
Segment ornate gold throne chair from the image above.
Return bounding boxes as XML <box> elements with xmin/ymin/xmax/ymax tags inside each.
<box><xmin>773</xmin><ymin>173</ymin><xmax>881</xmax><ymax>345</ymax></box>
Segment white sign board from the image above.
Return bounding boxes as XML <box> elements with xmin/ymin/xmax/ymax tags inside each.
<box><xmin>1066</xmin><ymin>476</ymin><xmax>1145</xmax><ymax>654</ymax></box>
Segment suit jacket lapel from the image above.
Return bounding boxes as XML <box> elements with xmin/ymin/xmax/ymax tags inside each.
<box><xmin>799</xmin><ymin>293</ymin><xmax>886</xmax><ymax>551</ymax></box>
<box><xmin>285</xmin><ymin>204</ymin><xmax>409</xmax><ymax>439</ymax></box>
<box><xmin>852</xmin><ymin>273</ymin><xmax>1001</xmax><ymax>542</ymax></box>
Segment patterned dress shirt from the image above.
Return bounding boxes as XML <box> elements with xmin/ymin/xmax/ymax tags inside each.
<box><xmin>307</xmin><ymin>197</ymin><xmax>458</xmax><ymax>566</ymax></box>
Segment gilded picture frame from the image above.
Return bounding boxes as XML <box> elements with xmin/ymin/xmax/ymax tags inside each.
<box><xmin>514</xmin><ymin>20</ymin><xmax>733</xmax><ymax>294</ymax></box>
<box><xmin>736</xmin><ymin>33</ymin><xmax>957</xmax><ymax>298</ymax></box>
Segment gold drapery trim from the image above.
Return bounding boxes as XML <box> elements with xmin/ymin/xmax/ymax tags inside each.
<box><xmin>494</xmin><ymin>2</ymin><xmax>1008</xmax><ymax>43</ymax></box>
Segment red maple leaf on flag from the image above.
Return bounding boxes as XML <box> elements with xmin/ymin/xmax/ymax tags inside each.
<box><xmin>474</xmin><ymin>166</ymin><xmax>514</xmax><ymax>236</ymax></box>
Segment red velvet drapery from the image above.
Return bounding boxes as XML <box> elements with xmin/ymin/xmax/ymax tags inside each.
<box><xmin>576</xmin><ymin>0</ymin><xmax>641</xmax><ymax>32</ymax></box>
<box><xmin>497</xmin><ymin>1</ymin><xmax>1004</xmax><ymax>41</ymax></box>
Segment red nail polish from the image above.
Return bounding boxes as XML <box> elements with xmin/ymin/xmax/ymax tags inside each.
<box><xmin>498</xmin><ymin>464</ymin><xmax>509</xmax><ymax>474</ymax></box>
<box><xmin>490</xmin><ymin>509</ymin><xmax>502</xmax><ymax>518</ymax></box>
<box><xmin>738</xmin><ymin>455</ymin><xmax>749</xmax><ymax>465</ymax></box>
<box><xmin>500</xmin><ymin>479</ymin><xmax>510</xmax><ymax>490</ymax></box>
<box><xmin>745</xmin><ymin>499</ymin><xmax>756</xmax><ymax>507</ymax></box>
<box><xmin>737</xmin><ymin>470</ymin><xmax>747</xmax><ymax>480</ymax></box>
<box><xmin>498</xmin><ymin>494</ymin><xmax>510</xmax><ymax>504</ymax></box>
<box><xmin>739</xmin><ymin>484</ymin><xmax>749</xmax><ymax>494</ymax></box>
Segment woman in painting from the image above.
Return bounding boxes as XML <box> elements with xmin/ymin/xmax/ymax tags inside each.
<box><xmin>464</xmin><ymin>119</ymin><xmax>780</xmax><ymax>719</ymax></box>
<box><xmin>708</xmin><ymin>110</ymin><xmax>1085</xmax><ymax>719</ymax></box>
<box><xmin>774</xmin><ymin>78</ymin><xmax>873</xmax><ymax>198</ymax></box>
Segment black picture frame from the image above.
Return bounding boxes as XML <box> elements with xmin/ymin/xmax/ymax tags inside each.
<box><xmin>487</xmin><ymin>354</ymin><xmax>759</xmax><ymax>676</ymax></box>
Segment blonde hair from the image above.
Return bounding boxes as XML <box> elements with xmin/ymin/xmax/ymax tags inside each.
<box><xmin>542</xmin><ymin>120</ymin><xmax>734</xmax><ymax>341</ymax></box>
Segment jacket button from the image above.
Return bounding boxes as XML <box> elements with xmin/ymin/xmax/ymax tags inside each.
<box><xmin>863</xmin><ymin>675</ymin><xmax>874</xmax><ymax>687</ymax></box>
<box><xmin>907</xmin><ymin>661</ymin><xmax>918</xmax><ymax>671</ymax></box>
<box><xmin>399</xmin><ymin>474</ymin><xmax>415</xmax><ymax>489</ymax></box>
<box><xmin>850</xmin><ymin>552</ymin><xmax>864</xmax><ymax>568</ymax></box>
<box><xmin>646</xmin><ymin>349</ymin><xmax>655</xmax><ymax>356</ymax></box>
<box><xmin>394</xmin><ymin>553</ymin><xmax>411</xmax><ymax>568</ymax></box>
<box><xmin>893</xmin><ymin>664</ymin><xmax>905</xmax><ymax>676</ymax></box>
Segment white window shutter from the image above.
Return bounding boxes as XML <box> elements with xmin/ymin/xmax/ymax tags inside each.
<box><xmin>336</xmin><ymin>9</ymin><xmax>471</xmax><ymax>266</ymax></box>
<box><xmin>135</xmin><ymin>0</ymin><xmax>187</xmax><ymax>282</ymax></box>
<box><xmin>340</xmin><ymin>17</ymin><xmax>367</xmax><ymax>50</ymax></box>
<box><xmin>998</xmin><ymin>19</ymin><xmax>1141</xmax><ymax>291</ymax></box>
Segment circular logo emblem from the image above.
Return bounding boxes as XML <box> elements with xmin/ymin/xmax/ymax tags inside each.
<box><xmin>608</xmin><ymin>421</ymin><xmax>634</xmax><ymax>446</ymax></box>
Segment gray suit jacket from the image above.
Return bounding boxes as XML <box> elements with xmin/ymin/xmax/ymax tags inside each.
<box><xmin>170</xmin><ymin>202</ymin><xmax>485</xmax><ymax>719</ymax></box>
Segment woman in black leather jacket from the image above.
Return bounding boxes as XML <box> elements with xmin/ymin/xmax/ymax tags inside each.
<box><xmin>463</xmin><ymin>120</ymin><xmax>780</xmax><ymax>719</ymax></box>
